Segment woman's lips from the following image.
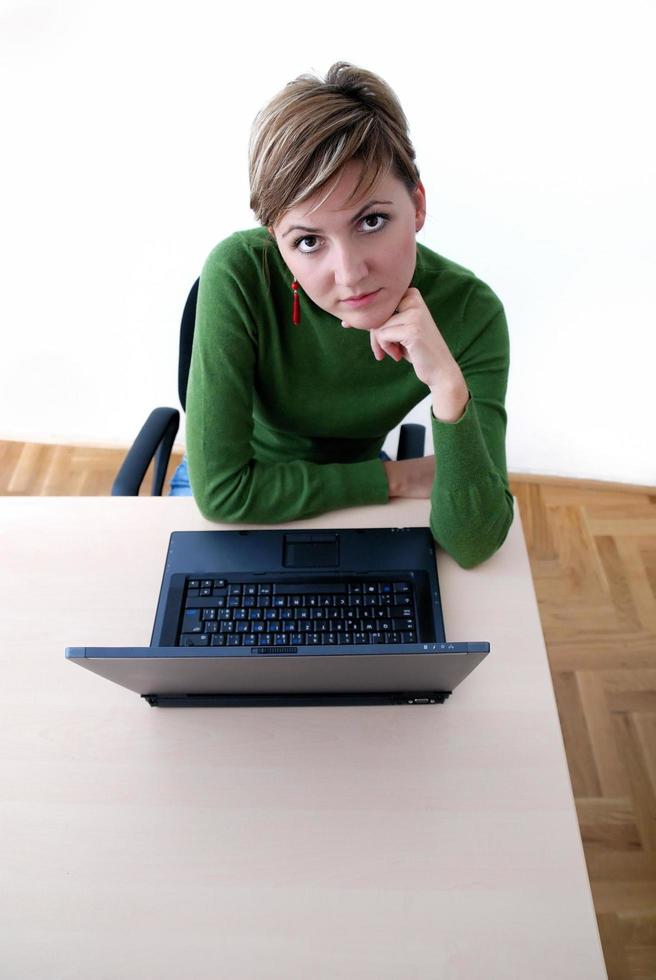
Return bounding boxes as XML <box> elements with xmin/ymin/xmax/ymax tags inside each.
<box><xmin>342</xmin><ymin>289</ymin><xmax>381</xmax><ymax>308</ymax></box>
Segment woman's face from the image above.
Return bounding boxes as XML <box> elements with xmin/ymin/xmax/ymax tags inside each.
<box><xmin>270</xmin><ymin>160</ymin><xmax>426</xmax><ymax>330</ymax></box>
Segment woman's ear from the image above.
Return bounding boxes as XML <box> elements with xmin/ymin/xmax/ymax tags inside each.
<box><xmin>414</xmin><ymin>181</ymin><xmax>427</xmax><ymax>232</ymax></box>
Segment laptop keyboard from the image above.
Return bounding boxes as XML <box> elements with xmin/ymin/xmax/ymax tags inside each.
<box><xmin>178</xmin><ymin>577</ymin><xmax>418</xmax><ymax>647</ymax></box>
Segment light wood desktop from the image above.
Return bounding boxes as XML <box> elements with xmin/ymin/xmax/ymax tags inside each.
<box><xmin>1</xmin><ymin>497</ymin><xmax>607</xmax><ymax>979</ymax></box>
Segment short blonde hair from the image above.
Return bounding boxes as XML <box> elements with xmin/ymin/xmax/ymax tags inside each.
<box><xmin>249</xmin><ymin>62</ymin><xmax>420</xmax><ymax>228</ymax></box>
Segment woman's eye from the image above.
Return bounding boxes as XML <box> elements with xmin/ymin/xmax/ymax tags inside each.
<box><xmin>361</xmin><ymin>213</ymin><xmax>388</xmax><ymax>231</ymax></box>
<box><xmin>295</xmin><ymin>235</ymin><xmax>320</xmax><ymax>254</ymax></box>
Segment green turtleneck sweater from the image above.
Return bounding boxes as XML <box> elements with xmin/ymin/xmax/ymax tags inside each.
<box><xmin>185</xmin><ymin>227</ymin><xmax>513</xmax><ymax>568</ymax></box>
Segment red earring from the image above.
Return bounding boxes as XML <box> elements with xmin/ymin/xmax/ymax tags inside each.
<box><xmin>291</xmin><ymin>279</ymin><xmax>301</xmax><ymax>325</ymax></box>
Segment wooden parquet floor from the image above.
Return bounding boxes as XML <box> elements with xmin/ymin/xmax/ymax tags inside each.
<box><xmin>2</xmin><ymin>439</ymin><xmax>655</xmax><ymax>979</ymax></box>
<box><xmin>510</xmin><ymin>479</ymin><xmax>656</xmax><ymax>980</ymax></box>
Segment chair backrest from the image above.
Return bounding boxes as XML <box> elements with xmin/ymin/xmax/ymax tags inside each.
<box><xmin>178</xmin><ymin>278</ymin><xmax>200</xmax><ymax>411</ymax></box>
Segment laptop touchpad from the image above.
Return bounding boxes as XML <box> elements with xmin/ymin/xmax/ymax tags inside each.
<box><xmin>283</xmin><ymin>533</ymin><xmax>339</xmax><ymax>568</ymax></box>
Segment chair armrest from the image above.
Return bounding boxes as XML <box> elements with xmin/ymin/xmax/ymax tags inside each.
<box><xmin>111</xmin><ymin>407</ymin><xmax>180</xmax><ymax>497</ymax></box>
<box><xmin>397</xmin><ymin>423</ymin><xmax>425</xmax><ymax>460</ymax></box>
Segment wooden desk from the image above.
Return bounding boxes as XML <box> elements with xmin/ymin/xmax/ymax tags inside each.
<box><xmin>0</xmin><ymin>497</ymin><xmax>606</xmax><ymax>979</ymax></box>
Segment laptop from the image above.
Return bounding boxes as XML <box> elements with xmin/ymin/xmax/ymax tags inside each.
<box><xmin>65</xmin><ymin>526</ymin><xmax>489</xmax><ymax>707</ymax></box>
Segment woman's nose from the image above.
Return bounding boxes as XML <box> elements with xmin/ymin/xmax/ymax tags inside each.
<box><xmin>333</xmin><ymin>245</ymin><xmax>368</xmax><ymax>289</ymax></box>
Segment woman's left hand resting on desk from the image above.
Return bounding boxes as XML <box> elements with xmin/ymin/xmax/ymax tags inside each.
<box><xmin>341</xmin><ymin>286</ymin><xmax>470</xmax><ymax>424</ymax></box>
<box><xmin>383</xmin><ymin>453</ymin><xmax>437</xmax><ymax>498</ymax></box>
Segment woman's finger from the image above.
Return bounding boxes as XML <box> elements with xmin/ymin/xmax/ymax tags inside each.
<box><xmin>384</xmin><ymin>341</ymin><xmax>404</xmax><ymax>361</ymax></box>
<box><xmin>370</xmin><ymin>329</ymin><xmax>385</xmax><ymax>361</ymax></box>
<box><xmin>372</xmin><ymin>329</ymin><xmax>404</xmax><ymax>362</ymax></box>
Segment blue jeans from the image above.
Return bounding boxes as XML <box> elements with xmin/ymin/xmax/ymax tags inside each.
<box><xmin>167</xmin><ymin>451</ymin><xmax>391</xmax><ymax>497</ymax></box>
<box><xmin>169</xmin><ymin>456</ymin><xmax>194</xmax><ymax>496</ymax></box>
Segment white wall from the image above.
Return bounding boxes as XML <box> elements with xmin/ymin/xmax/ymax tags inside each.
<box><xmin>1</xmin><ymin>0</ymin><xmax>654</xmax><ymax>485</ymax></box>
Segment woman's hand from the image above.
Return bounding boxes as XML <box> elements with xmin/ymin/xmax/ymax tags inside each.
<box><xmin>383</xmin><ymin>454</ymin><xmax>436</xmax><ymax>498</ymax></box>
<box><xmin>342</xmin><ymin>287</ymin><xmax>470</xmax><ymax>422</ymax></box>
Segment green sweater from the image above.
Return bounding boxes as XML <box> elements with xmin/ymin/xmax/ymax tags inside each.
<box><xmin>186</xmin><ymin>227</ymin><xmax>513</xmax><ymax>568</ymax></box>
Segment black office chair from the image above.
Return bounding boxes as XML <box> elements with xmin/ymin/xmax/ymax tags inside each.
<box><xmin>111</xmin><ymin>278</ymin><xmax>426</xmax><ymax>496</ymax></box>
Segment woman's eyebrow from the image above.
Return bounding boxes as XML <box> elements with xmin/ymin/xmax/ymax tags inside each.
<box><xmin>281</xmin><ymin>200</ymin><xmax>394</xmax><ymax>238</ymax></box>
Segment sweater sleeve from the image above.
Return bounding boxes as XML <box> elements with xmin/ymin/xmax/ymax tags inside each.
<box><xmin>185</xmin><ymin>241</ymin><xmax>390</xmax><ymax>524</ymax></box>
<box><xmin>428</xmin><ymin>292</ymin><xmax>514</xmax><ymax>568</ymax></box>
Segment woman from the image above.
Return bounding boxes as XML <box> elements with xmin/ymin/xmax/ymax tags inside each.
<box><xmin>179</xmin><ymin>62</ymin><xmax>513</xmax><ymax>569</ymax></box>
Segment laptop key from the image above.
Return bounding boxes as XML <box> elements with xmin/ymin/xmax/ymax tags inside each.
<box><xmin>273</xmin><ymin>583</ymin><xmax>347</xmax><ymax>594</ymax></box>
<box><xmin>390</xmin><ymin>605</ymin><xmax>412</xmax><ymax>617</ymax></box>
<box><xmin>181</xmin><ymin>609</ymin><xmax>202</xmax><ymax>632</ymax></box>
<box><xmin>181</xmin><ymin>634</ymin><xmax>209</xmax><ymax>646</ymax></box>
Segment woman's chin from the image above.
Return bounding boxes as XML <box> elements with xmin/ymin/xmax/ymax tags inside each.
<box><xmin>341</xmin><ymin>304</ymin><xmax>397</xmax><ymax>331</ymax></box>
